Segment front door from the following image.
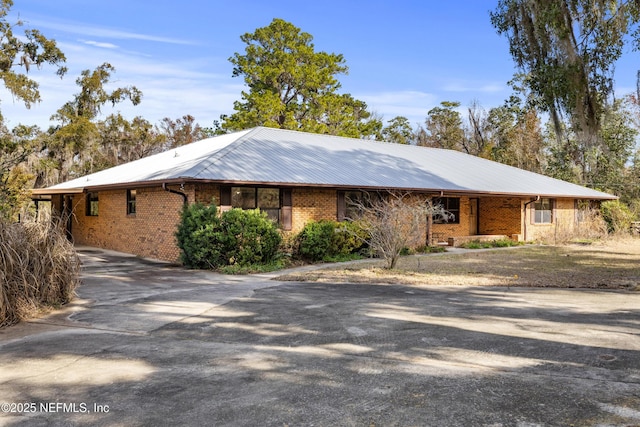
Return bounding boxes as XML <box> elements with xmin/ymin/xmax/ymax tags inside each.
<box><xmin>469</xmin><ymin>198</ymin><xmax>478</xmax><ymax>235</ymax></box>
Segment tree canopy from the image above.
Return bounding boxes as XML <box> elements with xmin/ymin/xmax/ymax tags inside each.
<box><xmin>221</xmin><ymin>18</ymin><xmax>381</xmax><ymax>138</ymax></box>
<box><xmin>0</xmin><ymin>0</ymin><xmax>66</xmax><ymax>115</ymax></box>
<box><xmin>0</xmin><ymin>8</ymin><xmax>639</xmax><ymax>223</ymax></box>
<box><xmin>416</xmin><ymin>101</ymin><xmax>465</xmax><ymax>150</ymax></box>
<box><xmin>45</xmin><ymin>63</ymin><xmax>142</xmax><ymax>182</ymax></box>
<box><xmin>490</xmin><ymin>0</ymin><xmax>640</xmax><ymax>141</ymax></box>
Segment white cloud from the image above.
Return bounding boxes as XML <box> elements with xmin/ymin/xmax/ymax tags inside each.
<box><xmin>27</xmin><ymin>18</ymin><xmax>196</xmax><ymax>45</ymax></box>
<box><xmin>0</xmin><ymin>36</ymin><xmax>240</xmax><ymax>129</ymax></box>
<box><xmin>81</xmin><ymin>40</ymin><xmax>119</xmax><ymax>49</ymax></box>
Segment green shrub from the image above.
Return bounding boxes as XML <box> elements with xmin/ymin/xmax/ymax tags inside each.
<box><xmin>462</xmin><ymin>241</ymin><xmax>484</xmax><ymax>249</ymax></box>
<box><xmin>299</xmin><ymin>220</ymin><xmax>335</xmax><ymax>261</ymax></box>
<box><xmin>493</xmin><ymin>239</ymin><xmax>519</xmax><ymax>247</ymax></box>
<box><xmin>601</xmin><ymin>200</ymin><xmax>634</xmax><ymax>234</ymax></box>
<box><xmin>399</xmin><ymin>247</ymin><xmax>412</xmax><ymax>256</ymax></box>
<box><xmin>176</xmin><ymin>203</ymin><xmax>223</xmax><ymax>269</ymax></box>
<box><xmin>218</xmin><ymin>259</ymin><xmax>286</xmax><ymax>275</ymax></box>
<box><xmin>333</xmin><ymin>220</ymin><xmax>369</xmax><ymax>255</ymax></box>
<box><xmin>176</xmin><ymin>204</ymin><xmax>282</xmax><ymax>269</ymax></box>
<box><xmin>459</xmin><ymin>239</ymin><xmax>522</xmax><ymax>249</ymax></box>
<box><xmin>418</xmin><ymin>245</ymin><xmax>447</xmax><ymax>253</ymax></box>
<box><xmin>298</xmin><ymin>220</ymin><xmax>369</xmax><ymax>261</ymax></box>
<box><xmin>219</xmin><ymin>208</ymin><xmax>282</xmax><ymax>266</ymax></box>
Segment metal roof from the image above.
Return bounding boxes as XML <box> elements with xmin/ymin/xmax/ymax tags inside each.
<box><xmin>35</xmin><ymin>126</ymin><xmax>616</xmax><ymax>199</ymax></box>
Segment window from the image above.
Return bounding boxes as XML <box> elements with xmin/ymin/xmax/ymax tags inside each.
<box><xmin>433</xmin><ymin>197</ymin><xmax>460</xmax><ymax>223</ymax></box>
<box><xmin>230</xmin><ymin>187</ymin><xmax>281</xmax><ymax>222</ymax></box>
<box><xmin>337</xmin><ymin>191</ymin><xmax>382</xmax><ymax>221</ymax></box>
<box><xmin>533</xmin><ymin>198</ymin><xmax>553</xmax><ymax>223</ymax></box>
<box><xmin>86</xmin><ymin>192</ymin><xmax>99</xmax><ymax>216</ymax></box>
<box><xmin>337</xmin><ymin>191</ymin><xmax>364</xmax><ymax>221</ymax></box>
<box><xmin>127</xmin><ymin>189</ymin><xmax>137</xmax><ymax>215</ymax></box>
<box><xmin>232</xmin><ymin>187</ymin><xmax>257</xmax><ymax>209</ymax></box>
<box><xmin>257</xmin><ymin>188</ymin><xmax>280</xmax><ymax>222</ymax></box>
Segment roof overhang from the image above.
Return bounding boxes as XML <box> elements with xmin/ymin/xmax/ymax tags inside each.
<box><xmin>31</xmin><ymin>188</ymin><xmax>84</xmax><ymax>195</ymax></box>
<box><xmin>30</xmin><ymin>178</ymin><xmax>617</xmax><ymax>201</ymax></box>
<box><xmin>30</xmin><ymin>178</ymin><xmax>189</xmax><ymax>196</ymax></box>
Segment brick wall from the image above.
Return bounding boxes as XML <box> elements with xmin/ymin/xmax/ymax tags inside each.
<box><xmin>70</xmin><ymin>187</ymin><xmax>186</xmax><ymax>262</ymax></box>
<box><xmin>61</xmin><ymin>182</ymin><xmax>584</xmax><ymax>262</ymax></box>
<box><xmin>288</xmin><ymin>191</ymin><xmax>478</xmax><ymax>246</ymax></box>
<box><xmin>432</xmin><ymin>197</ymin><xmax>472</xmax><ymax>240</ymax></box>
<box><xmin>479</xmin><ymin>197</ymin><xmax>523</xmax><ymax>237</ymax></box>
<box><xmin>291</xmin><ymin>188</ymin><xmax>337</xmax><ymax>232</ymax></box>
<box><xmin>526</xmin><ymin>198</ymin><xmax>576</xmax><ymax>241</ymax></box>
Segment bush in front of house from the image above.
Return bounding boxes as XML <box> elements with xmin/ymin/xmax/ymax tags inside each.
<box><xmin>176</xmin><ymin>203</ymin><xmax>282</xmax><ymax>269</ymax></box>
<box><xmin>601</xmin><ymin>200</ymin><xmax>634</xmax><ymax>234</ymax></box>
<box><xmin>0</xmin><ymin>218</ymin><xmax>80</xmax><ymax>328</ymax></box>
<box><xmin>298</xmin><ymin>220</ymin><xmax>368</xmax><ymax>262</ymax></box>
<box><xmin>218</xmin><ymin>208</ymin><xmax>282</xmax><ymax>266</ymax></box>
<box><xmin>176</xmin><ymin>202</ymin><xmax>224</xmax><ymax>269</ymax></box>
<box><xmin>459</xmin><ymin>239</ymin><xmax>523</xmax><ymax>249</ymax></box>
<box><xmin>298</xmin><ymin>220</ymin><xmax>335</xmax><ymax>261</ymax></box>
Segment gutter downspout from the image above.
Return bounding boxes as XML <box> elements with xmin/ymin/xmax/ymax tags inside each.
<box><xmin>523</xmin><ymin>196</ymin><xmax>540</xmax><ymax>242</ymax></box>
<box><xmin>163</xmin><ymin>183</ymin><xmax>188</xmax><ymax>205</ymax></box>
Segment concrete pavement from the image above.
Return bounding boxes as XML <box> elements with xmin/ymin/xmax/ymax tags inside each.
<box><xmin>0</xmin><ymin>246</ymin><xmax>639</xmax><ymax>426</ymax></box>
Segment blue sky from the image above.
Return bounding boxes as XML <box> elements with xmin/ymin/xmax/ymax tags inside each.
<box><xmin>2</xmin><ymin>0</ymin><xmax>638</xmax><ymax>130</ymax></box>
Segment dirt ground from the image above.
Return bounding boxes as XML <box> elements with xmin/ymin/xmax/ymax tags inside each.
<box><xmin>277</xmin><ymin>237</ymin><xmax>640</xmax><ymax>290</ymax></box>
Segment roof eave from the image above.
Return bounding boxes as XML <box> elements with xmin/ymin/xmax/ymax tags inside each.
<box><xmin>30</xmin><ymin>177</ymin><xmax>618</xmax><ymax>201</ymax></box>
<box><xmin>31</xmin><ymin>178</ymin><xmax>190</xmax><ymax>195</ymax></box>
<box><xmin>31</xmin><ymin>188</ymin><xmax>84</xmax><ymax>195</ymax></box>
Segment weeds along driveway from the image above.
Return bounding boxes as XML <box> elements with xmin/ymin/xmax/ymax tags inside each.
<box><xmin>0</xmin><ymin>247</ymin><xmax>639</xmax><ymax>426</ymax></box>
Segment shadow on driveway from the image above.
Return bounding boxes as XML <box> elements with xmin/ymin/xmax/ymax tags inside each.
<box><xmin>0</xmin><ymin>247</ymin><xmax>639</xmax><ymax>426</ymax></box>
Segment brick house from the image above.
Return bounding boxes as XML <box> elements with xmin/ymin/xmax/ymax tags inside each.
<box><xmin>32</xmin><ymin>127</ymin><xmax>616</xmax><ymax>262</ymax></box>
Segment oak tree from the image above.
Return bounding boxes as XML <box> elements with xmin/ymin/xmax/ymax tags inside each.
<box><xmin>0</xmin><ymin>0</ymin><xmax>66</xmax><ymax>114</ymax></box>
<box><xmin>491</xmin><ymin>0</ymin><xmax>639</xmax><ymax>143</ymax></box>
<box><xmin>46</xmin><ymin>63</ymin><xmax>142</xmax><ymax>182</ymax></box>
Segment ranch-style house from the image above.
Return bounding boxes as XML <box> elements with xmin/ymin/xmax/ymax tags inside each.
<box><xmin>32</xmin><ymin>127</ymin><xmax>616</xmax><ymax>262</ymax></box>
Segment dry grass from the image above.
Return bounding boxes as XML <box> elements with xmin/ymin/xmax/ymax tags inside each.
<box><xmin>0</xmin><ymin>218</ymin><xmax>80</xmax><ymax>327</ymax></box>
<box><xmin>277</xmin><ymin>237</ymin><xmax>640</xmax><ymax>290</ymax></box>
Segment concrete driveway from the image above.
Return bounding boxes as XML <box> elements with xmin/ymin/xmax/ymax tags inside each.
<box><xmin>1</xmin><ymin>247</ymin><xmax>639</xmax><ymax>426</ymax></box>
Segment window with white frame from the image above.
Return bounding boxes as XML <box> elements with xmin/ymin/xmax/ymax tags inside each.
<box><xmin>533</xmin><ymin>198</ymin><xmax>553</xmax><ymax>223</ymax></box>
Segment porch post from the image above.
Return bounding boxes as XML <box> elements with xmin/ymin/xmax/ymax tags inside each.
<box><xmin>426</xmin><ymin>197</ymin><xmax>433</xmax><ymax>246</ymax></box>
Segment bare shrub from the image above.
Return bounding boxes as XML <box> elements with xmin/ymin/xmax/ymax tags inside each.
<box><xmin>574</xmin><ymin>207</ymin><xmax>609</xmax><ymax>240</ymax></box>
<box><xmin>539</xmin><ymin>207</ymin><xmax>608</xmax><ymax>244</ymax></box>
<box><xmin>348</xmin><ymin>192</ymin><xmax>451</xmax><ymax>269</ymax></box>
<box><xmin>0</xmin><ymin>217</ymin><xmax>80</xmax><ymax>327</ymax></box>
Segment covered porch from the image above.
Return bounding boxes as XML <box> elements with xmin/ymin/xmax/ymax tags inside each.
<box><xmin>426</xmin><ymin>195</ymin><xmax>523</xmax><ymax>246</ymax></box>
